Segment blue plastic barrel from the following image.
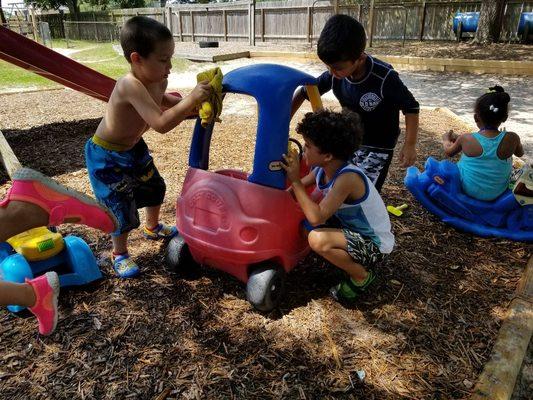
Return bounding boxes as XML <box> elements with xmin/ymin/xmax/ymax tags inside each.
<box><xmin>518</xmin><ymin>12</ymin><xmax>533</xmax><ymax>34</ymax></box>
<box><xmin>453</xmin><ymin>12</ymin><xmax>480</xmax><ymax>33</ymax></box>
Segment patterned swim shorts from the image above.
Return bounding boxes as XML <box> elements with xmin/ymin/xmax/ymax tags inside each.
<box><xmin>343</xmin><ymin>229</ymin><xmax>384</xmax><ymax>267</ymax></box>
<box><xmin>351</xmin><ymin>145</ymin><xmax>394</xmax><ymax>192</ymax></box>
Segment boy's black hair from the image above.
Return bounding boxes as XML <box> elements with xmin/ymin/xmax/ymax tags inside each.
<box><xmin>475</xmin><ymin>85</ymin><xmax>511</xmax><ymax>127</ymax></box>
<box><xmin>296</xmin><ymin>109</ymin><xmax>363</xmax><ymax>161</ymax></box>
<box><xmin>317</xmin><ymin>14</ymin><xmax>366</xmax><ymax>64</ymax></box>
<box><xmin>120</xmin><ymin>16</ymin><xmax>173</xmax><ymax>62</ymax></box>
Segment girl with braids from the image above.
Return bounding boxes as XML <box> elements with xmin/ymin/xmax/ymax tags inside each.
<box><xmin>442</xmin><ymin>86</ymin><xmax>524</xmax><ymax>201</ymax></box>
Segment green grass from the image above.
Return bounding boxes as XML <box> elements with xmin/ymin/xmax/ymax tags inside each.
<box><xmin>0</xmin><ymin>40</ymin><xmax>191</xmax><ymax>91</ymax></box>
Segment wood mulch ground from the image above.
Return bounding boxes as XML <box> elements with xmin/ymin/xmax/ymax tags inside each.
<box><xmin>0</xmin><ymin>89</ymin><xmax>530</xmax><ymax>399</ymax></box>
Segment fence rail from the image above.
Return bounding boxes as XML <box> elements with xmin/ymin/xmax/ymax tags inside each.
<box><xmin>64</xmin><ymin>20</ymin><xmax>120</xmax><ymax>42</ymax></box>
<box><xmin>5</xmin><ymin>0</ymin><xmax>531</xmax><ymax>44</ymax></box>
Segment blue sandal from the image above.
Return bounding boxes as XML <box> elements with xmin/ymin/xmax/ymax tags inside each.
<box><xmin>113</xmin><ymin>254</ymin><xmax>140</xmax><ymax>278</ymax></box>
<box><xmin>143</xmin><ymin>223</ymin><xmax>178</xmax><ymax>240</ymax></box>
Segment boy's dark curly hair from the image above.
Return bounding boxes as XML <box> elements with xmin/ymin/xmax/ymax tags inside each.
<box><xmin>317</xmin><ymin>14</ymin><xmax>366</xmax><ymax>64</ymax></box>
<box><xmin>474</xmin><ymin>85</ymin><xmax>511</xmax><ymax>127</ymax></box>
<box><xmin>296</xmin><ymin>109</ymin><xmax>363</xmax><ymax>161</ymax></box>
<box><xmin>120</xmin><ymin>16</ymin><xmax>173</xmax><ymax>63</ymax></box>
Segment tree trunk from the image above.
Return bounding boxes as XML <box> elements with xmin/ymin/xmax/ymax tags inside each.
<box><xmin>65</xmin><ymin>0</ymin><xmax>80</xmax><ymax>21</ymax></box>
<box><xmin>0</xmin><ymin>8</ymin><xmax>6</xmax><ymax>25</ymax></box>
<box><xmin>473</xmin><ymin>0</ymin><xmax>506</xmax><ymax>44</ymax></box>
<box><xmin>358</xmin><ymin>0</ymin><xmax>371</xmax><ymax>31</ymax></box>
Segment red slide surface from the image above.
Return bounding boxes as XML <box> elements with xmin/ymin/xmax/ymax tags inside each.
<box><xmin>0</xmin><ymin>25</ymin><xmax>116</xmax><ymax>102</ymax></box>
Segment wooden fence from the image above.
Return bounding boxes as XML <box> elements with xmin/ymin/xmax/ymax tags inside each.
<box><xmin>166</xmin><ymin>0</ymin><xmax>533</xmax><ymax>44</ymax></box>
<box><xmin>30</xmin><ymin>0</ymin><xmax>533</xmax><ymax>43</ymax></box>
<box><xmin>372</xmin><ymin>1</ymin><xmax>533</xmax><ymax>41</ymax></box>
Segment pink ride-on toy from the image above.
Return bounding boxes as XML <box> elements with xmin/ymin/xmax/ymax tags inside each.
<box><xmin>166</xmin><ymin>64</ymin><xmax>321</xmax><ymax>311</ymax></box>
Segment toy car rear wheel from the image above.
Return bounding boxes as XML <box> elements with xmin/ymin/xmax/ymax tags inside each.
<box><xmin>165</xmin><ymin>235</ymin><xmax>198</xmax><ymax>277</ymax></box>
<box><xmin>246</xmin><ymin>263</ymin><xmax>285</xmax><ymax>312</ymax></box>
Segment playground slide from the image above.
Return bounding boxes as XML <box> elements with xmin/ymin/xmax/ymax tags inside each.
<box><xmin>0</xmin><ymin>25</ymin><xmax>115</xmax><ymax>102</ymax></box>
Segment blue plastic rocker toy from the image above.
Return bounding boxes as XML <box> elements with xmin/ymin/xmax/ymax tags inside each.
<box><xmin>405</xmin><ymin>157</ymin><xmax>533</xmax><ymax>242</ymax></box>
<box><xmin>0</xmin><ymin>227</ymin><xmax>102</xmax><ymax>312</ymax></box>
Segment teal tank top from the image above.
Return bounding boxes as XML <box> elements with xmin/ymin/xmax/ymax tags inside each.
<box><xmin>457</xmin><ymin>130</ymin><xmax>512</xmax><ymax>201</ymax></box>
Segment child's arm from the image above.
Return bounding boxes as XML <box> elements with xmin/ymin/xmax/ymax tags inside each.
<box><xmin>282</xmin><ymin>152</ymin><xmax>362</xmax><ymax>226</ymax></box>
<box><xmin>125</xmin><ymin>79</ymin><xmax>211</xmax><ymax>133</ymax></box>
<box><xmin>290</xmin><ymin>71</ymin><xmax>332</xmax><ymax>118</ymax></box>
<box><xmin>442</xmin><ymin>130</ymin><xmax>463</xmax><ymax>157</ymax></box>
<box><xmin>286</xmin><ymin>169</ymin><xmax>316</xmax><ymax>198</ymax></box>
<box><xmin>290</xmin><ymin>89</ymin><xmax>306</xmax><ymax>118</ymax></box>
<box><xmin>382</xmin><ymin>70</ymin><xmax>419</xmax><ymax>167</ymax></box>
<box><xmin>400</xmin><ymin>113</ymin><xmax>419</xmax><ymax>167</ymax></box>
<box><xmin>509</xmin><ymin>132</ymin><xmax>524</xmax><ymax>157</ymax></box>
<box><xmin>161</xmin><ymin>92</ymin><xmax>182</xmax><ymax>108</ymax></box>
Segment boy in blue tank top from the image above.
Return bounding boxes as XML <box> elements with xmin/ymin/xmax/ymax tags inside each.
<box><xmin>442</xmin><ymin>86</ymin><xmax>524</xmax><ymax>201</ymax></box>
<box><xmin>291</xmin><ymin>14</ymin><xmax>420</xmax><ymax>192</ymax></box>
<box><xmin>282</xmin><ymin>110</ymin><xmax>394</xmax><ymax>304</ymax></box>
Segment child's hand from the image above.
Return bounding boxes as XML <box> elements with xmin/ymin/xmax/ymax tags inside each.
<box><xmin>399</xmin><ymin>143</ymin><xmax>417</xmax><ymax>167</ymax></box>
<box><xmin>281</xmin><ymin>150</ymin><xmax>301</xmax><ymax>183</ymax></box>
<box><xmin>442</xmin><ymin>130</ymin><xmax>458</xmax><ymax>143</ymax></box>
<box><xmin>190</xmin><ymin>80</ymin><xmax>212</xmax><ymax>105</ymax></box>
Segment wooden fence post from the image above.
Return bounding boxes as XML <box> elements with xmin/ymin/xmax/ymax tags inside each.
<box><xmin>419</xmin><ymin>1</ymin><xmax>427</xmax><ymax>41</ymax></box>
<box><xmin>94</xmin><ymin>13</ymin><xmax>99</xmax><ymax>42</ymax></box>
<box><xmin>223</xmin><ymin>9</ymin><xmax>227</xmax><ymax>41</ymax></box>
<box><xmin>166</xmin><ymin>7</ymin><xmax>173</xmax><ymax>38</ymax></box>
<box><xmin>29</xmin><ymin>6</ymin><xmax>38</xmax><ymax>42</ymax></box>
<box><xmin>260</xmin><ymin>8</ymin><xmax>265</xmax><ymax>42</ymax></box>
<box><xmin>249</xmin><ymin>0</ymin><xmax>256</xmax><ymax>46</ymax></box>
<box><xmin>177</xmin><ymin>10</ymin><xmax>182</xmax><ymax>42</ymax></box>
<box><xmin>191</xmin><ymin>10</ymin><xmax>195</xmax><ymax>42</ymax></box>
<box><xmin>368</xmin><ymin>0</ymin><xmax>375</xmax><ymax>47</ymax></box>
<box><xmin>307</xmin><ymin>6</ymin><xmax>312</xmax><ymax>43</ymax></box>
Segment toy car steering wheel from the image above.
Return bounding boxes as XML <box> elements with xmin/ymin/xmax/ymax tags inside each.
<box><xmin>288</xmin><ymin>138</ymin><xmax>303</xmax><ymax>160</ymax></box>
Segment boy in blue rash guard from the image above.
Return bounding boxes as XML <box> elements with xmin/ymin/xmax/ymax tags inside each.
<box><xmin>291</xmin><ymin>14</ymin><xmax>420</xmax><ymax>192</ymax></box>
<box><xmin>282</xmin><ymin>110</ymin><xmax>394</xmax><ymax>304</ymax></box>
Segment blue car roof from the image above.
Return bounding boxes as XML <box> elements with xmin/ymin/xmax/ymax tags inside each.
<box><xmin>190</xmin><ymin>63</ymin><xmax>318</xmax><ymax>190</ymax></box>
<box><xmin>223</xmin><ymin>63</ymin><xmax>317</xmax><ymax>98</ymax></box>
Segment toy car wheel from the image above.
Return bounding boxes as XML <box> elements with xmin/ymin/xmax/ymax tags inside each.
<box><xmin>246</xmin><ymin>264</ymin><xmax>285</xmax><ymax>312</ymax></box>
<box><xmin>165</xmin><ymin>235</ymin><xmax>198</xmax><ymax>277</ymax></box>
<box><xmin>199</xmin><ymin>41</ymin><xmax>219</xmax><ymax>48</ymax></box>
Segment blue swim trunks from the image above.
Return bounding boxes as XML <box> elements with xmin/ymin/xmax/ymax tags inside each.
<box><xmin>85</xmin><ymin>136</ymin><xmax>166</xmax><ymax>236</ymax></box>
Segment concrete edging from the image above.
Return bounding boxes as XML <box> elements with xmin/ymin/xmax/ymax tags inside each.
<box><xmin>248</xmin><ymin>51</ymin><xmax>533</xmax><ymax>76</ymax></box>
<box><xmin>471</xmin><ymin>256</ymin><xmax>533</xmax><ymax>400</ymax></box>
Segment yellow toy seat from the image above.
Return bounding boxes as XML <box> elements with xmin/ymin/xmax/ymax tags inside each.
<box><xmin>7</xmin><ymin>227</ymin><xmax>64</xmax><ymax>261</ymax></box>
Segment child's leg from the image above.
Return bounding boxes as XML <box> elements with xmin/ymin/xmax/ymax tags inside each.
<box><xmin>145</xmin><ymin>205</ymin><xmax>161</xmax><ymax>229</ymax></box>
<box><xmin>0</xmin><ymin>168</ymin><xmax>118</xmax><ymax>233</ymax></box>
<box><xmin>308</xmin><ymin>228</ymin><xmax>369</xmax><ymax>281</ymax></box>
<box><xmin>128</xmin><ymin>141</ymin><xmax>176</xmax><ymax>240</ymax></box>
<box><xmin>111</xmin><ymin>231</ymin><xmax>139</xmax><ymax>277</ymax></box>
<box><xmin>110</xmin><ymin>231</ymin><xmax>139</xmax><ymax>278</ymax></box>
<box><xmin>0</xmin><ymin>281</ymin><xmax>36</xmax><ymax>307</ymax></box>
<box><xmin>0</xmin><ymin>201</ymin><xmax>48</xmax><ymax>242</ymax></box>
<box><xmin>111</xmin><ymin>232</ymin><xmax>129</xmax><ymax>255</ymax></box>
<box><xmin>0</xmin><ymin>272</ymin><xmax>60</xmax><ymax>336</ymax></box>
<box><xmin>142</xmin><ymin>205</ymin><xmax>177</xmax><ymax>239</ymax></box>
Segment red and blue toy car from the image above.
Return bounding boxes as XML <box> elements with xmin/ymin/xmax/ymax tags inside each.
<box><xmin>166</xmin><ymin>64</ymin><xmax>321</xmax><ymax>311</ymax></box>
